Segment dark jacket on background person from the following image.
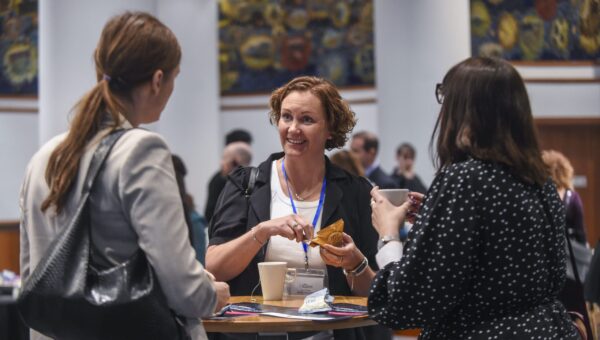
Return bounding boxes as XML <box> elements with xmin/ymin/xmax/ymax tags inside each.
<box><xmin>204</xmin><ymin>171</ymin><xmax>227</xmax><ymax>223</ymax></box>
<box><xmin>391</xmin><ymin>169</ymin><xmax>428</xmax><ymax>194</ymax></box>
<box><xmin>367</xmin><ymin>166</ymin><xmax>397</xmax><ymax>189</ymax></box>
<box><xmin>564</xmin><ymin>189</ymin><xmax>587</xmax><ymax>245</ymax></box>
<box><xmin>209</xmin><ymin>152</ymin><xmax>381</xmax><ymax>340</ymax></box>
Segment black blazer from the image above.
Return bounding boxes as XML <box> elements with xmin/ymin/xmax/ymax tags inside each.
<box><xmin>209</xmin><ymin>152</ymin><xmax>379</xmax><ymax>296</ymax></box>
<box><xmin>367</xmin><ymin>166</ymin><xmax>397</xmax><ymax>189</ymax></box>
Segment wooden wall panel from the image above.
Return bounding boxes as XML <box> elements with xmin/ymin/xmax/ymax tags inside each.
<box><xmin>0</xmin><ymin>221</ymin><xmax>20</xmax><ymax>274</ymax></box>
<box><xmin>535</xmin><ymin>118</ymin><xmax>600</xmax><ymax>245</ymax></box>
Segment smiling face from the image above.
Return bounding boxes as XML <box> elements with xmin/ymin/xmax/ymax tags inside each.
<box><xmin>278</xmin><ymin>90</ymin><xmax>331</xmax><ymax>160</ymax></box>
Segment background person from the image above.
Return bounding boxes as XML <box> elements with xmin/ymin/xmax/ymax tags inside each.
<box><xmin>173</xmin><ymin>154</ymin><xmax>208</xmax><ymax>265</ymax></box>
<box><xmin>542</xmin><ymin>150</ymin><xmax>588</xmax><ymax>245</ymax></box>
<box><xmin>391</xmin><ymin>142</ymin><xmax>428</xmax><ymax>194</ymax></box>
<box><xmin>368</xmin><ymin>57</ymin><xmax>580</xmax><ymax>340</ymax></box>
<box><xmin>19</xmin><ymin>12</ymin><xmax>229</xmax><ymax>340</ymax></box>
<box><xmin>204</xmin><ymin>130</ymin><xmax>253</xmax><ymax>223</ymax></box>
<box><xmin>350</xmin><ymin>131</ymin><xmax>397</xmax><ymax>189</ymax></box>
<box><xmin>330</xmin><ymin>149</ymin><xmax>365</xmax><ymax>177</ymax></box>
<box><xmin>542</xmin><ymin>149</ymin><xmax>592</xmax><ymax>325</ymax></box>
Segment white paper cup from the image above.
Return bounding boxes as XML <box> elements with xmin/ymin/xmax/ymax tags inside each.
<box><xmin>258</xmin><ymin>262</ymin><xmax>287</xmax><ymax>300</ymax></box>
<box><xmin>379</xmin><ymin>189</ymin><xmax>409</xmax><ymax>206</ymax></box>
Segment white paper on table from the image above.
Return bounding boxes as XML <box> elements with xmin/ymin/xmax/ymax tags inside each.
<box><xmin>261</xmin><ymin>312</ymin><xmax>337</xmax><ymax>321</ymax></box>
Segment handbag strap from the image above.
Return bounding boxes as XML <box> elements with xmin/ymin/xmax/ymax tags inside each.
<box><xmin>565</xmin><ymin>226</ymin><xmax>583</xmax><ymax>285</ymax></box>
<box><xmin>243</xmin><ymin>166</ymin><xmax>260</xmax><ymax>199</ymax></box>
<box><xmin>81</xmin><ymin>129</ymin><xmax>129</xmax><ymax>197</ymax></box>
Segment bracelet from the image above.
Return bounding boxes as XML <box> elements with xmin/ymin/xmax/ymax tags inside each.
<box><xmin>343</xmin><ymin>257</ymin><xmax>369</xmax><ymax>277</ymax></box>
<box><xmin>251</xmin><ymin>226</ymin><xmax>265</xmax><ymax>246</ymax></box>
<box><xmin>344</xmin><ymin>257</ymin><xmax>368</xmax><ymax>292</ymax></box>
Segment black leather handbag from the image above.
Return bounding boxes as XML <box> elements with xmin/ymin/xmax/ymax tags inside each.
<box><xmin>17</xmin><ymin>129</ymin><xmax>187</xmax><ymax>340</ymax></box>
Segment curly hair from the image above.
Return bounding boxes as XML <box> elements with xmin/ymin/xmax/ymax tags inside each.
<box><xmin>268</xmin><ymin>76</ymin><xmax>356</xmax><ymax>150</ymax></box>
<box><xmin>542</xmin><ymin>150</ymin><xmax>574</xmax><ymax>190</ymax></box>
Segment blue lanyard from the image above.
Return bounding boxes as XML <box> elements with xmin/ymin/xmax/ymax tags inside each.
<box><xmin>281</xmin><ymin>158</ymin><xmax>327</xmax><ymax>269</ymax></box>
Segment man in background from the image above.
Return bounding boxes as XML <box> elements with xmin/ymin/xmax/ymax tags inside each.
<box><xmin>351</xmin><ymin>131</ymin><xmax>397</xmax><ymax>189</ymax></box>
<box><xmin>204</xmin><ymin>130</ymin><xmax>252</xmax><ymax>223</ymax></box>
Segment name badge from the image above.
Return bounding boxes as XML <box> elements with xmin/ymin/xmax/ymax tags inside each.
<box><xmin>285</xmin><ymin>268</ymin><xmax>327</xmax><ymax>296</ymax></box>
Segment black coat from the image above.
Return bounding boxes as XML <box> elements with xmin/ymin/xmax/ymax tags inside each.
<box><xmin>209</xmin><ymin>152</ymin><xmax>379</xmax><ymax>295</ymax></box>
<box><xmin>208</xmin><ymin>152</ymin><xmax>383</xmax><ymax>340</ymax></box>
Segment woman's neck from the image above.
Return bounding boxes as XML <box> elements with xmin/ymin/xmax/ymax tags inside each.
<box><xmin>116</xmin><ymin>96</ymin><xmax>141</xmax><ymax>127</ymax></box>
<box><xmin>558</xmin><ymin>187</ymin><xmax>567</xmax><ymax>201</ymax></box>
<box><xmin>280</xmin><ymin>154</ymin><xmax>326</xmax><ymax>201</ymax></box>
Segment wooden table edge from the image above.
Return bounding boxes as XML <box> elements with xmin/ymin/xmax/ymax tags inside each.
<box><xmin>203</xmin><ymin>295</ymin><xmax>377</xmax><ymax>333</ymax></box>
<box><xmin>203</xmin><ymin>315</ymin><xmax>377</xmax><ymax>333</ymax></box>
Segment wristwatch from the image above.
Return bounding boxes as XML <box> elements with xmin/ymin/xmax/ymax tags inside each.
<box><xmin>377</xmin><ymin>235</ymin><xmax>400</xmax><ymax>250</ymax></box>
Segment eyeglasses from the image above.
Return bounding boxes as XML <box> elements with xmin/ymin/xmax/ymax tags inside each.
<box><xmin>435</xmin><ymin>83</ymin><xmax>444</xmax><ymax>104</ymax></box>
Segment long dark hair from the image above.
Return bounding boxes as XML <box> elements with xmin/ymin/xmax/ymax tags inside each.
<box><xmin>430</xmin><ymin>57</ymin><xmax>547</xmax><ymax>186</ymax></box>
<box><xmin>42</xmin><ymin>12</ymin><xmax>181</xmax><ymax>214</ymax></box>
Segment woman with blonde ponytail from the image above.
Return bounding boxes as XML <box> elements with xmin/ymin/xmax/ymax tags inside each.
<box><xmin>19</xmin><ymin>12</ymin><xmax>229</xmax><ymax>340</ymax></box>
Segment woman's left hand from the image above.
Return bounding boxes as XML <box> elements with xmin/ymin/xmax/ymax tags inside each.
<box><xmin>320</xmin><ymin>233</ymin><xmax>365</xmax><ymax>271</ymax></box>
<box><xmin>370</xmin><ymin>187</ymin><xmax>410</xmax><ymax>238</ymax></box>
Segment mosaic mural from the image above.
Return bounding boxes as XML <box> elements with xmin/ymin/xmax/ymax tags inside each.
<box><xmin>0</xmin><ymin>0</ymin><xmax>37</xmax><ymax>96</ymax></box>
<box><xmin>219</xmin><ymin>0</ymin><xmax>375</xmax><ymax>95</ymax></box>
<box><xmin>470</xmin><ymin>0</ymin><xmax>600</xmax><ymax>61</ymax></box>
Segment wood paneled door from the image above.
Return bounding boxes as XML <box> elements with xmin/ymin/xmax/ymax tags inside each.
<box><xmin>0</xmin><ymin>221</ymin><xmax>20</xmax><ymax>274</ymax></box>
<box><xmin>535</xmin><ymin>118</ymin><xmax>600</xmax><ymax>246</ymax></box>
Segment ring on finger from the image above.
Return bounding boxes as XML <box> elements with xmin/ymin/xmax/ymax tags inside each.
<box><xmin>370</xmin><ymin>199</ymin><xmax>375</xmax><ymax>207</ymax></box>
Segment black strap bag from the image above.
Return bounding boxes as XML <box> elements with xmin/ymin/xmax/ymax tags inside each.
<box><xmin>584</xmin><ymin>240</ymin><xmax>600</xmax><ymax>305</ymax></box>
<box><xmin>564</xmin><ymin>233</ymin><xmax>594</xmax><ymax>340</ymax></box>
<box><xmin>17</xmin><ymin>129</ymin><xmax>187</xmax><ymax>340</ymax></box>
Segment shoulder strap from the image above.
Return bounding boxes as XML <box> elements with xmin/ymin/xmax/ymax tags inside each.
<box><xmin>566</xmin><ymin>228</ymin><xmax>583</xmax><ymax>285</ymax></box>
<box><xmin>81</xmin><ymin>129</ymin><xmax>129</xmax><ymax>197</ymax></box>
<box><xmin>243</xmin><ymin>166</ymin><xmax>260</xmax><ymax>199</ymax></box>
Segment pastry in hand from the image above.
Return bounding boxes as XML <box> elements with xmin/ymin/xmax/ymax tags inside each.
<box><xmin>309</xmin><ymin>219</ymin><xmax>344</xmax><ymax>248</ymax></box>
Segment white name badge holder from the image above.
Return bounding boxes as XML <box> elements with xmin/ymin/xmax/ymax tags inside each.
<box><xmin>284</xmin><ymin>268</ymin><xmax>327</xmax><ymax>297</ymax></box>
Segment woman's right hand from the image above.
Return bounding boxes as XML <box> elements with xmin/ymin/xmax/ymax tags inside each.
<box><xmin>213</xmin><ymin>281</ymin><xmax>230</xmax><ymax>313</ymax></box>
<box><xmin>255</xmin><ymin>214</ymin><xmax>313</xmax><ymax>243</ymax></box>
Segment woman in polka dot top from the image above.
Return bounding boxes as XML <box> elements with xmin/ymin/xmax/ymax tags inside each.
<box><xmin>368</xmin><ymin>57</ymin><xmax>581</xmax><ymax>340</ymax></box>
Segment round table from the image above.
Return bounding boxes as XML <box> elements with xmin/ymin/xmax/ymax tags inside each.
<box><xmin>203</xmin><ymin>295</ymin><xmax>376</xmax><ymax>333</ymax></box>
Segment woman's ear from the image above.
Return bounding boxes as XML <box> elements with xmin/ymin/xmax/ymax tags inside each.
<box><xmin>151</xmin><ymin>69</ymin><xmax>164</xmax><ymax>95</ymax></box>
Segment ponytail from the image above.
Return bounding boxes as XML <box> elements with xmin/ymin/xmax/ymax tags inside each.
<box><xmin>41</xmin><ymin>80</ymin><xmax>124</xmax><ymax>214</ymax></box>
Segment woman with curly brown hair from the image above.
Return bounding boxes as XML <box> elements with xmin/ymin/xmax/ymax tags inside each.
<box><xmin>206</xmin><ymin>76</ymin><xmax>382</xmax><ymax>339</ymax></box>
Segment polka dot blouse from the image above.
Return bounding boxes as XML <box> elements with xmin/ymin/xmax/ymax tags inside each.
<box><xmin>368</xmin><ymin>158</ymin><xmax>580</xmax><ymax>339</ymax></box>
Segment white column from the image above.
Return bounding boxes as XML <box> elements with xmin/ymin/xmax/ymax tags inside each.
<box><xmin>39</xmin><ymin>0</ymin><xmax>156</xmax><ymax>145</ymax></box>
<box><xmin>374</xmin><ymin>0</ymin><xmax>470</xmax><ymax>185</ymax></box>
<box><xmin>156</xmin><ymin>0</ymin><xmax>220</xmax><ymax>210</ymax></box>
